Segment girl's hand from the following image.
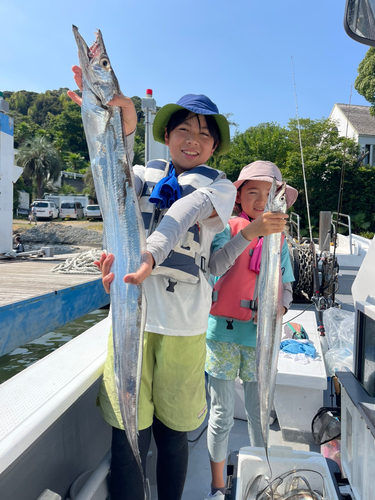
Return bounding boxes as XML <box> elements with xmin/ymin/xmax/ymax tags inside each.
<box><xmin>67</xmin><ymin>65</ymin><xmax>137</xmax><ymax>136</ymax></box>
<box><xmin>94</xmin><ymin>252</ymin><xmax>115</xmax><ymax>294</ymax></box>
<box><xmin>241</xmin><ymin>212</ymin><xmax>288</xmax><ymax>241</ymax></box>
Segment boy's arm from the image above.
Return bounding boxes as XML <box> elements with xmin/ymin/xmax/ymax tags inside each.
<box><xmin>197</xmin><ymin>177</ymin><xmax>236</xmax><ymax>232</ymax></box>
<box><xmin>67</xmin><ymin>65</ymin><xmax>137</xmax><ymax>136</ymax></box>
<box><xmin>146</xmin><ymin>190</ymin><xmax>214</xmax><ymax>266</ymax></box>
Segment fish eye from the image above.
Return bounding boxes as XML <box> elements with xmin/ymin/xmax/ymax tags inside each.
<box><xmin>100</xmin><ymin>57</ymin><xmax>110</xmax><ymax>70</ymax></box>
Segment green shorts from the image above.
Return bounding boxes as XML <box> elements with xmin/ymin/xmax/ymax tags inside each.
<box><xmin>98</xmin><ymin>329</ymin><xmax>207</xmax><ymax>432</ymax></box>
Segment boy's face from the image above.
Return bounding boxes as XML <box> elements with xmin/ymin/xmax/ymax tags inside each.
<box><xmin>164</xmin><ymin>113</ymin><xmax>217</xmax><ymax>175</ymax></box>
<box><xmin>236</xmin><ymin>180</ymin><xmax>272</xmax><ymax>220</ymax></box>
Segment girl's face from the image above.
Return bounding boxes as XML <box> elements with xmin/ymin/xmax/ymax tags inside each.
<box><xmin>236</xmin><ymin>180</ymin><xmax>272</xmax><ymax>220</ymax></box>
<box><xmin>164</xmin><ymin>113</ymin><xmax>217</xmax><ymax>175</ymax></box>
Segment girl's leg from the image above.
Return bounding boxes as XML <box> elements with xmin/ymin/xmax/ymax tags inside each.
<box><xmin>109</xmin><ymin>425</ymin><xmax>151</xmax><ymax>500</ymax></box>
<box><xmin>207</xmin><ymin>375</ymin><xmax>235</xmax><ymax>489</ymax></box>
<box><xmin>152</xmin><ymin>416</ymin><xmax>188</xmax><ymax>500</ymax></box>
<box><xmin>242</xmin><ymin>380</ymin><xmax>263</xmax><ymax>447</ymax></box>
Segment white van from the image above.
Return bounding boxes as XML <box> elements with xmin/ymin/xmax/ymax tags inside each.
<box><xmin>60</xmin><ymin>202</ymin><xmax>84</xmax><ymax>220</ymax></box>
<box><xmin>32</xmin><ymin>200</ymin><xmax>59</xmax><ymax>220</ymax></box>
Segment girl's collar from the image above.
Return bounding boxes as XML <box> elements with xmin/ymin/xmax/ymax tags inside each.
<box><xmin>238</xmin><ymin>210</ymin><xmax>250</xmax><ymax>221</ymax></box>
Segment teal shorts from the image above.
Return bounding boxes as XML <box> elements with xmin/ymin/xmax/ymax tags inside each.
<box><xmin>205</xmin><ymin>339</ymin><xmax>257</xmax><ymax>382</ymax></box>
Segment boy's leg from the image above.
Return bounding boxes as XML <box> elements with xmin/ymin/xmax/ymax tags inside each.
<box><xmin>150</xmin><ymin>333</ymin><xmax>206</xmax><ymax>497</ymax></box>
<box><xmin>109</xmin><ymin>425</ymin><xmax>151</xmax><ymax>500</ymax></box>
<box><xmin>242</xmin><ymin>380</ymin><xmax>263</xmax><ymax>447</ymax></box>
<box><xmin>207</xmin><ymin>375</ymin><xmax>235</xmax><ymax>489</ymax></box>
<box><xmin>152</xmin><ymin>416</ymin><xmax>188</xmax><ymax>500</ymax></box>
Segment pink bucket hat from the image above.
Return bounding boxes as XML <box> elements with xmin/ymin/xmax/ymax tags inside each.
<box><xmin>233</xmin><ymin>160</ymin><xmax>298</xmax><ymax>208</ymax></box>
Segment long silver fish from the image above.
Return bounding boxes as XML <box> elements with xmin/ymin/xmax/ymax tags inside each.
<box><xmin>72</xmin><ymin>26</ymin><xmax>146</xmax><ymax>484</ymax></box>
<box><xmin>256</xmin><ymin>178</ymin><xmax>287</xmax><ymax>471</ymax></box>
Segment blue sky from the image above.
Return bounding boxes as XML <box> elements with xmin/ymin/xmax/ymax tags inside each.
<box><xmin>0</xmin><ymin>0</ymin><xmax>370</xmax><ymax>134</ymax></box>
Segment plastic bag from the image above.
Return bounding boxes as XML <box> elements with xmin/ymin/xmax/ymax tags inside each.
<box><xmin>324</xmin><ymin>348</ymin><xmax>353</xmax><ymax>376</ymax></box>
<box><xmin>323</xmin><ymin>308</ymin><xmax>354</xmax><ymax>376</ymax></box>
<box><xmin>323</xmin><ymin>307</ymin><xmax>354</xmax><ymax>350</ymax></box>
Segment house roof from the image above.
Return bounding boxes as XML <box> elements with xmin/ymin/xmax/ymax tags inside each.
<box><xmin>335</xmin><ymin>103</ymin><xmax>375</xmax><ymax>136</ymax></box>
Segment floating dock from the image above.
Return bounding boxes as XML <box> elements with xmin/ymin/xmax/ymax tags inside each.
<box><xmin>0</xmin><ymin>255</ymin><xmax>109</xmax><ymax>356</ymax></box>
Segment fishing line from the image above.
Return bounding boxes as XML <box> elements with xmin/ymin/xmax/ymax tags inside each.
<box><xmin>282</xmin><ymin>302</ymin><xmax>314</xmax><ymax>325</ymax></box>
<box><xmin>291</xmin><ymin>56</ymin><xmax>313</xmax><ymax>242</ymax></box>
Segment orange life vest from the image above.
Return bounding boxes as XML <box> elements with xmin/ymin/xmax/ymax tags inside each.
<box><xmin>210</xmin><ymin>217</ymin><xmax>260</xmax><ymax>323</ymax></box>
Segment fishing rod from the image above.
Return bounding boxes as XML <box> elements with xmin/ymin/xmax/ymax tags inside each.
<box><xmin>291</xmin><ymin>56</ymin><xmax>326</xmax><ymax>335</ymax></box>
<box><xmin>330</xmin><ymin>85</ymin><xmax>353</xmax><ymax>305</ymax></box>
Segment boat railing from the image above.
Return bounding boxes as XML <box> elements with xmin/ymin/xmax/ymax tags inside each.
<box><xmin>331</xmin><ymin>212</ymin><xmax>352</xmax><ymax>254</ymax></box>
<box><xmin>289</xmin><ymin>212</ymin><xmax>301</xmax><ymax>243</ymax></box>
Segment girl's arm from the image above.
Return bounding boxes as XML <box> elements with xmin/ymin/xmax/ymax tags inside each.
<box><xmin>282</xmin><ymin>282</ymin><xmax>293</xmax><ymax>313</ymax></box>
<box><xmin>208</xmin><ymin>230</ymin><xmax>249</xmax><ymax>276</ymax></box>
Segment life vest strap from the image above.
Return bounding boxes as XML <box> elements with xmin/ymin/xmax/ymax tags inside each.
<box><xmin>240</xmin><ymin>299</ymin><xmax>258</xmax><ymax>311</ymax></box>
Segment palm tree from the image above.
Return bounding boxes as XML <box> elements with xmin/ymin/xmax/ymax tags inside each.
<box><xmin>16</xmin><ymin>136</ymin><xmax>63</xmax><ymax>199</ymax></box>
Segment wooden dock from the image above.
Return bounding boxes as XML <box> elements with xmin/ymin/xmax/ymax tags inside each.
<box><xmin>0</xmin><ymin>255</ymin><xmax>100</xmax><ymax>307</ymax></box>
<box><xmin>0</xmin><ymin>255</ymin><xmax>109</xmax><ymax>356</ymax></box>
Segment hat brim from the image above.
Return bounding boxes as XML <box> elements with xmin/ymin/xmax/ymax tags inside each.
<box><xmin>152</xmin><ymin>103</ymin><xmax>230</xmax><ymax>156</ymax></box>
<box><xmin>234</xmin><ymin>177</ymin><xmax>298</xmax><ymax>209</ymax></box>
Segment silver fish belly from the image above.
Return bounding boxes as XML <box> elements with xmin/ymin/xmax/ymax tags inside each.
<box><xmin>73</xmin><ymin>26</ymin><xmax>146</xmax><ymax>482</ymax></box>
<box><xmin>256</xmin><ymin>178</ymin><xmax>287</xmax><ymax>470</ymax></box>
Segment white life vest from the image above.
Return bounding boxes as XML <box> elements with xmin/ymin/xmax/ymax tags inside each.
<box><xmin>139</xmin><ymin>159</ymin><xmax>223</xmax><ymax>285</ymax></box>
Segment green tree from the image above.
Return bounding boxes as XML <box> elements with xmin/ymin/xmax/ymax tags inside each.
<box><xmin>59</xmin><ymin>184</ymin><xmax>78</xmax><ymax>195</ymax></box>
<box><xmin>27</xmin><ymin>88</ymin><xmax>67</xmax><ymax>125</ymax></box>
<box><xmin>284</xmin><ymin>117</ymin><xmax>360</xmax><ymax>224</ymax></box>
<box><xmin>45</xmin><ymin>94</ymin><xmax>88</xmax><ymax>158</ymax></box>
<box><xmin>355</xmin><ymin>47</ymin><xmax>375</xmax><ymax>116</ymax></box>
<box><xmin>216</xmin><ymin>122</ymin><xmax>289</xmax><ymax>181</ymax></box>
<box><xmin>16</xmin><ymin>136</ymin><xmax>63</xmax><ymax>199</ymax></box>
<box><xmin>83</xmin><ymin>167</ymin><xmax>97</xmax><ymax>201</ymax></box>
<box><xmin>64</xmin><ymin>152</ymin><xmax>89</xmax><ymax>172</ymax></box>
<box><xmin>133</xmin><ymin>136</ymin><xmax>145</xmax><ymax>165</ymax></box>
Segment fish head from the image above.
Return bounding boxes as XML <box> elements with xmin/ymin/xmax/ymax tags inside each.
<box><xmin>274</xmin><ymin>181</ymin><xmax>287</xmax><ymax>213</ymax></box>
<box><xmin>264</xmin><ymin>178</ymin><xmax>287</xmax><ymax>214</ymax></box>
<box><xmin>72</xmin><ymin>25</ymin><xmax>120</xmax><ymax>106</ymax></box>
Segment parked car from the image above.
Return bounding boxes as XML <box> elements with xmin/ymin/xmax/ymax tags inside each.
<box><xmin>32</xmin><ymin>200</ymin><xmax>59</xmax><ymax>220</ymax></box>
<box><xmin>85</xmin><ymin>204</ymin><xmax>102</xmax><ymax>220</ymax></box>
<box><xmin>60</xmin><ymin>202</ymin><xmax>84</xmax><ymax>220</ymax></box>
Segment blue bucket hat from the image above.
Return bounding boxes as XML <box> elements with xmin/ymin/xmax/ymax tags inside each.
<box><xmin>152</xmin><ymin>94</ymin><xmax>230</xmax><ymax>156</ymax></box>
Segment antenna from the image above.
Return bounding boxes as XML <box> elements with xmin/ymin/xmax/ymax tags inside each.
<box><xmin>291</xmin><ymin>56</ymin><xmax>313</xmax><ymax>242</ymax></box>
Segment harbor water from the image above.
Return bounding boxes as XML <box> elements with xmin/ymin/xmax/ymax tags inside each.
<box><xmin>0</xmin><ymin>306</ymin><xmax>109</xmax><ymax>384</ymax></box>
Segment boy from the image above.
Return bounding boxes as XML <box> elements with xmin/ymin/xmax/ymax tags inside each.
<box><xmin>68</xmin><ymin>70</ymin><xmax>236</xmax><ymax>500</ymax></box>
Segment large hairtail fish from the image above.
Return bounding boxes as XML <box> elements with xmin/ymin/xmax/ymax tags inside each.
<box><xmin>72</xmin><ymin>26</ymin><xmax>146</xmax><ymax>487</ymax></box>
<box><xmin>256</xmin><ymin>178</ymin><xmax>287</xmax><ymax>474</ymax></box>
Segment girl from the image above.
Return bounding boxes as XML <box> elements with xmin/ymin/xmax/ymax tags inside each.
<box><xmin>204</xmin><ymin>161</ymin><xmax>298</xmax><ymax>499</ymax></box>
<box><xmin>69</xmin><ymin>67</ymin><xmax>237</xmax><ymax>500</ymax></box>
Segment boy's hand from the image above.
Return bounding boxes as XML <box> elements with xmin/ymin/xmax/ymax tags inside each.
<box><xmin>94</xmin><ymin>252</ymin><xmax>115</xmax><ymax>294</ymax></box>
<box><xmin>241</xmin><ymin>212</ymin><xmax>288</xmax><ymax>242</ymax></box>
<box><xmin>124</xmin><ymin>252</ymin><xmax>155</xmax><ymax>285</ymax></box>
<box><xmin>94</xmin><ymin>251</ymin><xmax>155</xmax><ymax>292</ymax></box>
<box><xmin>67</xmin><ymin>65</ymin><xmax>137</xmax><ymax>136</ymax></box>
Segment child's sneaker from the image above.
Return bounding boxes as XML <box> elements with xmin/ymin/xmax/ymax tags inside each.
<box><xmin>204</xmin><ymin>491</ymin><xmax>225</xmax><ymax>499</ymax></box>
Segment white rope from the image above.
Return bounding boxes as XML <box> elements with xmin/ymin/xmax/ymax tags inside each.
<box><xmin>51</xmin><ymin>249</ymin><xmax>103</xmax><ymax>274</ymax></box>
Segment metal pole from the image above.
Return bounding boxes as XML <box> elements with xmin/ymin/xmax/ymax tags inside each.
<box><xmin>141</xmin><ymin>89</ymin><xmax>156</xmax><ymax>164</ymax></box>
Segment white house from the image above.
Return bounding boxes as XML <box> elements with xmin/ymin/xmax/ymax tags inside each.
<box><xmin>330</xmin><ymin>103</ymin><xmax>375</xmax><ymax>166</ymax></box>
